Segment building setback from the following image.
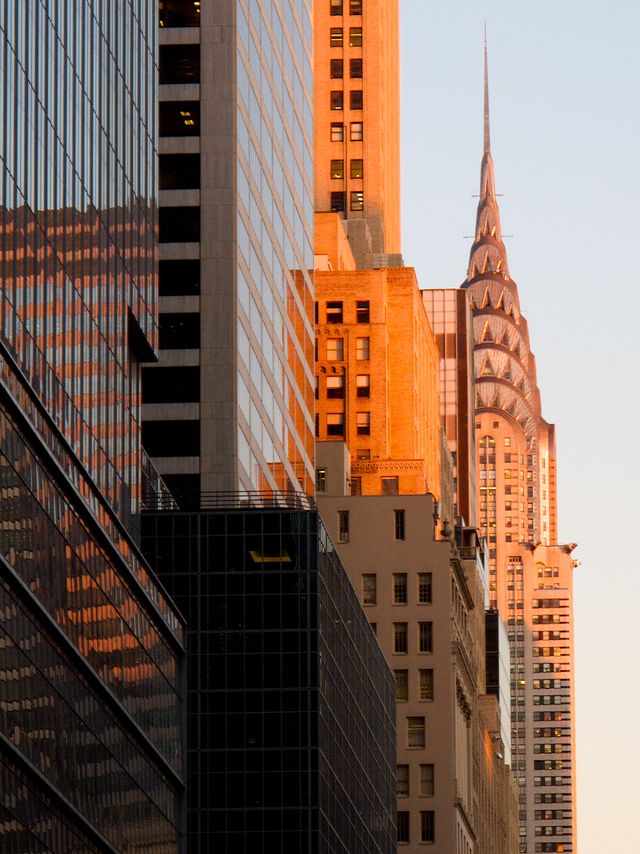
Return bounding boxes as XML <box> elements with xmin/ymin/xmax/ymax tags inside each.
<box><xmin>0</xmin><ymin>2</ymin><xmax>185</xmax><ymax>850</ymax></box>
<box><xmin>462</xmin><ymin>43</ymin><xmax>577</xmax><ymax>853</ymax></box>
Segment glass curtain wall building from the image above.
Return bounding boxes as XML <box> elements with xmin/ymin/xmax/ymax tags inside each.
<box><xmin>0</xmin><ymin>3</ymin><xmax>185</xmax><ymax>850</ymax></box>
<box><xmin>146</xmin><ymin>0</ymin><xmax>315</xmax><ymax>504</ymax></box>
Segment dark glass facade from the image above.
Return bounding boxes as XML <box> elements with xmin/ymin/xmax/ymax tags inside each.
<box><xmin>142</xmin><ymin>508</ymin><xmax>396</xmax><ymax>854</ymax></box>
<box><xmin>0</xmin><ymin>2</ymin><xmax>185</xmax><ymax>851</ymax></box>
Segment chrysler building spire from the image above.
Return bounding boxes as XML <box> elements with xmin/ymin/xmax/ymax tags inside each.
<box><xmin>484</xmin><ymin>25</ymin><xmax>490</xmax><ymax>155</ymax></box>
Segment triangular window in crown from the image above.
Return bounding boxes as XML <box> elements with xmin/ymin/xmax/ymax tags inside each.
<box><xmin>480</xmin><ymin>321</ymin><xmax>493</xmax><ymax>343</ymax></box>
<box><xmin>481</xmin><ymin>286</ymin><xmax>491</xmax><ymax>308</ymax></box>
<box><xmin>480</xmin><ymin>355</ymin><xmax>495</xmax><ymax>376</ymax></box>
<box><xmin>500</xmin><ymin>330</ymin><xmax>510</xmax><ymax>347</ymax></box>
<box><xmin>507</xmin><ymin>401</ymin><xmax>516</xmax><ymax>415</ymax></box>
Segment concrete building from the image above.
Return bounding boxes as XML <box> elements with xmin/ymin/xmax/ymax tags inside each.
<box><xmin>314</xmin><ymin>0</ymin><xmax>402</xmax><ymax>267</ymax></box>
<box><xmin>461</xmin><ymin>43</ymin><xmax>577</xmax><ymax>853</ymax></box>
<box><xmin>0</xmin><ymin>2</ymin><xmax>185</xmax><ymax>849</ymax></box>
<box><xmin>146</xmin><ymin>0</ymin><xmax>316</xmax><ymax>502</ymax></box>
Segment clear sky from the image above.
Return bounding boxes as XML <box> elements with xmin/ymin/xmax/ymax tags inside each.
<box><xmin>400</xmin><ymin>1</ymin><xmax>640</xmax><ymax>850</ymax></box>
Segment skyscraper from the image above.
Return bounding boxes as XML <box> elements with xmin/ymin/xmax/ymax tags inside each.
<box><xmin>146</xmin><ymin>0</ymin><xmax>316</xmax><ymax>502</ymax></box>
<box><xmin>0</xmin><ymin>2</ymin><xmax>185</xmax><ymax>850</ymax></box>
<box><xmin>462</xmin><ymin>43</ymin><xmax>577</xmax><ymax>853</ymax></box>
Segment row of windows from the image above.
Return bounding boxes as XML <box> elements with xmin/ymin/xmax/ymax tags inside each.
<box><xmin>318</xmin><ymin>374</ymin><xmax>370</xmax><ymax>398</ymax></box>
<box><xmin>335</xmin><ymin>509</ymin><xmax>405</xmax><ymax>542</ymax></box>
<box><xmin>330</xmin><ymin>190</ymin><xmax>364</xmax><ymax>211</ymax></box>
<box><xmin>320</xmin><ymin>299</ymin><xmax>370</xmax><ymax>324</ymax></box>
<box><xmin>362</xmin><ymin>572</ymin><xmax>431</xmax><ymax>605</ymax></box>
<box><xmin>393</xmin><ymin>622</ymin><xmax>433</xmax><ymax>655</ymax></box>
<box><xmin>330</xmin><ymin>89</ymin><xmax>363</xmax><ymax>110</ymax></box>
<box><xmin>322</xmin><ymin>411</ymin><xmax>370</xmax><ymax>438</ymax></box>
<box><xmin>395</xmin><ymin>668</ymin><xmax>434</xmax><ymax>702</ymax></box>
<box><xmin>397</xmin><ymin>810</ymin><xmax>435</xmax><ymax>843</ymax></box>
<box><xmin>323</xmin><ymin>336</ymin><xmax>369</xmax><ymax>359</ymax></box>
<box><xmin>329</xmin><ymin>58</ymin><xmax>363</xmax><ymax>78</ymax></box>
<box><xmin>397</xmin><ymin>764</ymin><xmax>434</xmax><ymax>797</ymax></box>
<box><xmin>331</xmin><ymin>121</ymin><xmax>363</xmax><ymax>141</ymax></box>
<box><xmin>330</xmin><ymin>0</ymin><xmax>363</xmax><ymax>16</ymax></box>
<box><xmin>331</xmin><ymin>157</ymin><xmax>364</xmax><ymax>178</ymax></box>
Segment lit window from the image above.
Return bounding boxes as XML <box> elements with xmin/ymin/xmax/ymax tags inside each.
<box><xmin>350</xmin><ymin>58</ymin><xmax>363</xmax><ymax>78</ymax></box>
<box><xmin>356</xmin><ymin>374</ymin><xmax>370</xmax><ymax>397</ymax></box>
<box><xmin>338</xmin><ymin>510</ymin><xmax>349</xmax><ymax>542</ymax></box>
<box><xmin>326</xmin><ymin>300</ymin><xmax>343</xmax><ymax>322</ymax></box>
<box><xmin>420</xmin><ymin>764</ymin><xmax>435</xmax><ymax>796</ymax></box>
<box><xmin>330</xmin><ymin>27</ymin><xmax>343</xmax><ymax>47</ymax></box>
<box><xmin>397</xmin><ymin>764</ymin><xmax>409</xmax><ymax>796</ymax></box>
<box><xmin>326</xmin><ymin>376</ymin><xmax>344</xmax><ymax>398</ymax></box>
<box><xmin>326</xmin><ymin>413</ymin><xmax>344</xmax><ymax>436</ymax></box>
<box><xmin>349</xmin><ymin>27</ymin><xmax>363</xmax><ymax>46</ymax></box>
<box><xmin>326</xmin><ymin>338</ymin><xmax>344</xmax><ymax>360</ymax></box>
<box><xmin>356</xmin><ymin>411</ymin><xmax>370</xmax><ymax>435</ymax></box>
<box><xmin>350</xmin><ymin>90</ymin><xmax>363</xmax><ymax>110</ymax></box>
<box><xmin>316</xmin><ymin>467</ymin><xmax>327</xmax><ymax>493</ymax></box>
<box><xmin>330</xmin><ymin>191</ymin><xmax>345</xmax><ymax>211</ymax></box>
<box><xmin>393</xmin><ymin>573</ymin><xmax>408</xmax><ymax>604</ymax></box>
<box><xmin>395</xmin><ymin>671</ymin><xmax>408</xmax><ymax>702</ymax></box>
<box><xmin>362</xmin><ymin>573</ymin><xmax>376</xmax><ymax>604</ymax></box>
<box><xmin>350</xmin><ymin>190</ymin><xmax>364</xmax><ymax>210</ymax></box>
<box><xmin>420</xmin><ymin>811</ymin><xmax>435</xmax><ymax>843</ymax></box>
<box><xmin>350</xmin><ymin>121</ymin><xmax>363</xmax><ymax>141</ymax></box>
<box><xmin>382</xmin><ymin>477</ymin><xmax>399</xmax><ymax>496</ymax></box>
<box><xmin>330</xmin><ymin>58</ymin><xmax>343</xmax><ymax>78</ymax></box>
<box><xmin>330</xmin><ymin>90</ymin><xmax>344</xmax><ymax>110</ymax></box>
<box><xmin>420</xmin><ymin>669</ymin><xmax>434</xmax><ymax>701</ymax></box>
<box><xmin>407</xmin><ymin>716</ymin><xmax>425</xmax><ymax>748</ymax></box>
<box><xmin>356</xmin><ymin>336</ymin><xmax>369</xmax><ymax>359</ymax></box>
<box><xmin>350</xmin><ymin>158</ymin><xmax>364</xmax><ymax>178</ymax></box>
<box><xmin>418</xmin><ymin>572</ymin><xmax>432</xmax><ymax>604</ymax></box>
<box><xmin>393</xmin><ymin>622</ymin><xmax>408</xmax><ymax>654</ymax></box>
<box><xmin>418</xmin><ymin>622</ymin><xmax>433</xmax><ymax>653</ymax></box>
<box><xmin>330</xmin><ymin>159</ymin><xmax>344</xmax><ymax>179</ymax></box>
<box><xmin>331</xmin><ymin>122</ymin><xmax>344</xmax><ymax>141</ymax></box>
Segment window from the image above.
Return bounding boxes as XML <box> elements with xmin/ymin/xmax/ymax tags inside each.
<box><xmin>419</xmin><ymin>622</ymin><xmax>433</xmax><ymax>653</ymax></box>
<box><xmin>362</xmin><ymin>574</ymin><xmax>376</xmax><ymax>605</ymax></box>
<box><xmin>418</xmin><ymin>572</ymin><xmax>432</xmax><ymax>604</ymax></box>
<box><xmin>159</xmin><ymin>101</ymin><xmax>200</xmax><ymax>136</ymax></box>
<box><xmin>356</xmin><ymin>337</ymin><xmax>370</xmax><ymax>359</ymax></box>
<box><xmin>350</xmin><ymin>58</ymin><xmax>363</xmax><ymax>78</ymax></box>
<box><xmin>159</xmin><ymin>206</ymin><xmax>200</xmax><ymax>242</ymax></box>
<box><xmin>356</xmin><ymin>412</ymin><xmax>370</xmax><ymax>435</ymax></box>
<box><xmin>331</xmin><ymin>122</ymin><xmax>344</xmax><ymax>141</ymax></box>
<box><xmin>330</xmin><ymin>91</ymin><xmax>344</xmax><ymax>110</ymax></box>
<box><xmin>395</xmin><ymin>670</ymin><xmax>408</xmax><ymax>702</ymax></box>
<box><xmin>394</xmin><ymin>509</ymin><xmax>405</xmax><ymax>539</ymax></box>
<box><xmin>330</xmin><ymin>59</ymin><xmax>343</xmax><ymax>78</ymax></box>
<box><xmin>330</xmin><ymin>0</ymin><xmax>343</xmax><ymax>14</ymax></box>
<box><xmin>316</xmin><ymin>468</ymin><xmax>327</xmax><ymax>493</ymax></box>
<box><xmin>393</xmin><ymin>573</ymin><xmax>408</xmax><ymax>604</ymax></box>
<box><xmin>330</xmin><ymin>159</ymin><xmax>344</xmax><ymax>179</ymax></box>
<box><xmin>356</xmin><ymin>449</ymin><xmax>370</xmax><ymax>460</ymax></box>
<box><xmin>327</xmin><ymin>338</ymin><xmax>344</xmax><ymax>360</ymax></box>
<box><xmin>350</xmin><ymin>0</ymin><xmax>363</xmax><ymax>13</ymax></box>
<box><xmin>420</xmin><ymin>669</ymin><xmax>434</xmax><ymax>701</ymax></box>
<box><xmin>159</xmin><ymin>313</ymin><xmax>200</xmax><ymax>349</ymax></box>
<box><xmin>397</xmin><ymin>764</ymin><xmax>409</xmax><ymax>796</ymax></box>
<box><xmin>159</xmin><ymin>153</ymin><xmax>200</xmax><ymax>189</ymax></box>
<box><xmin>420</xmin><ymin>764</ymin><xmax>435</xmax><ymax>797</ymax></box>
<box><xmin>356</xmin><ymin>374</ymin><xmax>370</xmax><ymax>397</ymax></box>
<box><xmin>338</xmin><ymin>511</ymin><xmax>349</xmax><ymax>543</ymax></box>
<box><xmin>350</xmin><ymin>477</ymin><xmax>362</xmax><ymax>495</ymax></box>
<box><xmin>382</xmin><ymin>477</ymin><xmax>399</xmax><ymax>496</ymax></box>
<box><xmin>350</xmin><ymin>158</ymin><xmax>364</xmax><ymax>178</ymax></box>
<box><xmin>350</xmin><ymin>90</ymin><xmax>363</xmax><ymax>110</ymax></box>
<box><xmin>350</xmin><ymin>190</ymin><xmax>364</xmax><ymax>210</ymax></box>
<box><xmin>326</xmin><ymin>376</ymin><xmax>344</xmax><ymax>398</ymax></box>
<box><xmin>159</xmin><ymin>43</ymin><xmax>200</xmax><ymax>84</ymax></box>
<box><xmin>407</xmin><ymin>716</ymin><xmax>425</xmax><ymax>748</ymax></box>
<box><xmin>326</xmin><ymin>413</ymin><xmax>344</xmax><ymax>436</ymax></box>
<box><xmin>393</xmin><ymin>623</ymin><xmax>408</xmax><ymax>654</ymax></box>
<box><xmin>356</xmin><ymin>300</ymin><xmax>370</xmax><ymax>322</ymax></box>
<box><xmin>349</xmin><ymin>27</ymin><xmax>363</xmax><ymax>46</ymax></box>
<box><xmin>397</xmin><ymin>811</ymin><xmax>410</xmax><ymax>844</ymax></box>
<box><xmin>420</xmin><ymin>811</ymin><xmax>435</xmax><ymax>843</ymax></box>
<box><xmin>326</xmin><ymin>300</ymin><xmax>343</xmax><ymax>322</ymax></box>
<box><xmin>330</xmin><ymin>191</ymin><xmax>345</xmax><ymax>211</ymax></box>
<box><xmin>350</xmin><ymin>121</ymin><xmax>363</xmax><ymax>140</ymax></box>
<box><xmin>330</xmin><ymin>27</ymin><xmax>343</xmax><ymax>47</ymax></box>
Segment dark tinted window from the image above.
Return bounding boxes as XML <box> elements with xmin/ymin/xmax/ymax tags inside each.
<box><xmin>142</xmin><ymin>420</ymin><xmax>200</xmax><ymax>456</ymax></box>
<box><xmin>159</xmin><ymin>44</ymin><xmax>200</xmax><ymax>84</ymax></box>
<box><xmin>159</xmin><ymin>101</ymin><xmax>199</xmax><ymax>136</ymax></box>
<box><xmin>159</xmin><ymin>313</ymin><xmax>200</xmax><ymax>349</ymax></box>
<box><xmin>159</xmin><ymin>260</ymin><xmax>200</xmax><ymax>296</ymax></box>
<box><xmin>160</xmin><ymin>154</ymin><xmax>200</xmax><ymax>189</ymax></box>
<box><xmin>142</xmin><ymin>367</ymin><xmax>200</xmax><ymax>403</ymax></box>
<box><xmin>159</xmin><ymin>0</ymin><xmax>201</xmax><ymax>27</ymax></box>
<box><xmin>159</xmin><ymin>207</ymin><xmax>200</xmax><ymax>242</ymax></box>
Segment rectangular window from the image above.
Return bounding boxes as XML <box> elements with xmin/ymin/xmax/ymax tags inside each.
<box><xmin>362</xmin><ymin>574</ymin><xmax>376</xmax><ymax>605</ymax></box>
<box><xmin>393</xmin><ymin>573</ymin><xmax>408</xmax><ymax>604</ymax></box>
<box><xmin>331</xmin><ymin>122</ymin><xmax>344</xmax><ymax>141</ymax></box>
<box><xmin>420</xmin><ymin>811</ymin><xmax>435</xmax><ymax>843</ymax></box>
<box><xmin>330</xmin><ymin>27</ymin><xmax>343</xmax><ymax>47</ymax></box>
<box><xmin>382</xmin><ymin>477</ymin><xmax>399</xmax><ymax>496</ymax></box>
<box><xmin>419</xmin><ymin>622</ymin><xmax>433</xmax><ymax>653</ymax></box>
<box><xmin>397</xmin><ymin>764</ymin><xmax>409</xmax><ymax>796</ymax></box>
<box><xmin>420</xmin><ymin>764</ymin><xmax>435</xmax><ymax>797</ymax></box>
<box><xmin>330</xmin><ymin>191</ymin><xmax>346</xmax><ymax>211</ymax></box>
<box><xmin>326</xmin><ymin>300</ymin><xmax>343</xmax><ymax>322</ymax></box>
<box><xmin>395</xmin><ymin>670</ymin><xmax>408</xmax><ymax>702</ymax></box>
<box><xmin>350</xmin><ymin>158</ymin><xmax>364</xmax><ymax>178</ymax></box>
<box><xmin>397</xmin><ymin>811</ymin><xmax>410</xmax><ymax>844</ymax></box>
<box><xmin>356</xmin><ymin>300</ymin><xmax>370</xmax><ymax>322</ymax></box>
<box><xmin>356</xmin><ymin>374</ymin><xmax>370</xmax><ymax>397</ymax></box>
<box><xmin>349</xmin><ymin>27</ymin><xmax>363</xmax><ymax>46</ymax></box>
<box><xmin>407</xmin><ymin>716</ymin><xmax>425</xmax><ymax>748</ymax></box>
<box><xmin>419</xmin><ymin>669</ymin><xmax>434</xmax><ymax>701</ymax></box>
<box><xmin>350</xmin><ymin>90</ymin><xmax>363</xmax><ymax>110</ymax></box>
<box><xmin>326</xmin><ymin>376</ymin><xmax>345</xmax><ymax>398</ymax></box>
<box><xmin>350</xmin><ymin>477</ymin><xmax>362</xmax><ymax>495</ymax></box>
<box><xmin>330</xmin><ymin>90</ymin><xmax>344</xmax><ymax>110</ymax></box>
<box><xmin>418</xmin><ymin>572</ymin><xmax>432</xmax><ymax>604</ymax></box>
<box><xmin>394</xmin><ymin>508</ymin><xmax>405</xmax><ymax>539</ymax></box>
<box><xmin>356</xmin><ymin>337</ymin><xmax>370</xmax><ymax>359</ymax></box>
<box><xmin>330</xmin><ymin>58</ymin><xmax>344</xmax><ymax>78</ymax></box>
<box><xmin>326</xmin><ymin>413</ymin><xmax>344</xmax><ymax>436</ymax></box>
<box><xmin>350</xmin><ymin>0</ymin><xmax>363</xmax><ymax>13</ymax></box>
<box><xmin>350</xmin><ymin>121</ymin><xmax>363</xmax><ymax>141</ymax></box>
<box><xmin>356</xmin><ymin>411</ymin><xmax>370</xmax><ymax>435</ymax></box>
<box><xmin>350</xmin><ymin>58</ymin><xmax>363</xmax><ymax>78</ymax></box>
<box><xmin>159</xmin><ymin>101</ymin><xmax>200</xmax><ymax>136</ymax></box>
<box><xmin>159</xmin><ymin>43</ymin><xmax>200</xmax><ymax>84</ymax></box>
<box><xmin>316</xmin><ymin>467</ymin><xmax>327</xmax><ymax>493</ymax></box>
<box><xmin>330</xmin><ymin>159</ymin><xmax>344</xmax><ymax>179</ymax></box>
<box><xmin>327</xmin><ymin>338</ymin><xmax>344</xmax><ymax>360</ymax></box>
<box><xmin>350</xmin><ymin>190</ymin><xmax>364</xmax><ymax>210</ymax></box>
<box><xmin>338</xmin><ymin>511</ymin><xmax>349</xmax><ymax>543</ymax></box>
<box><xmin>393</xmin><ymin>622</ymin><xmax>408</xmax><ymax>654</ymax></box>
<box><xmin>330</xmin><ymin>0</ymin><xmax>343</xmax><ymax>14</ymax></box>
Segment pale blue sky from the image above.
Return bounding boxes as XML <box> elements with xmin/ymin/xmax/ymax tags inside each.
<box><xmin>400</xmin><ymin>2</ymin><xmax>640</xmax><ymax>850</ymax></box>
